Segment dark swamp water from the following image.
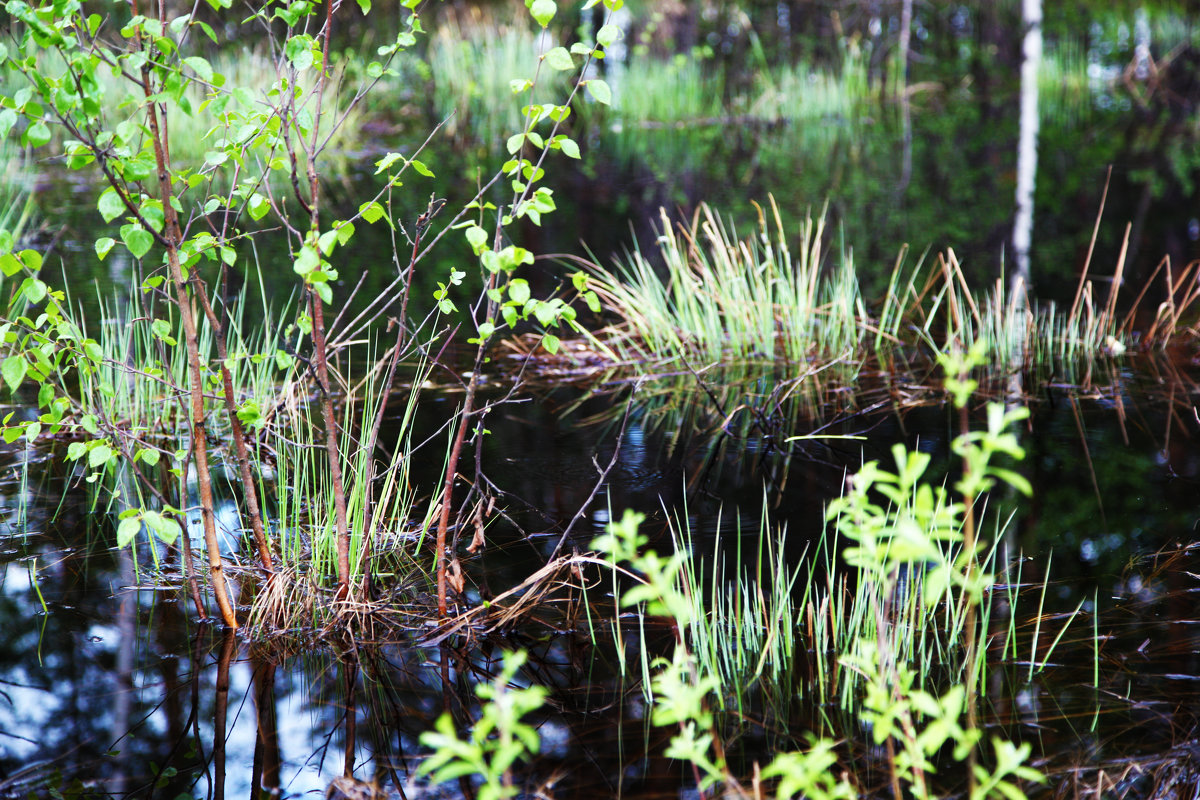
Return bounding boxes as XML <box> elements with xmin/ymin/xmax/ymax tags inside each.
<box><xmin>4</xmin><ymin>3</ymin><xmax>1200</xmax><ymax>798</ymax></box>
<box><xmin>3</xmin><ymin>366</ymin><xmax>1200</xmax><ymax>798</ymax></box>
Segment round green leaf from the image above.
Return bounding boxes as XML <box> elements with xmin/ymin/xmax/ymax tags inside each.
<box><xmin>143</xmin><ymin>510</ymin><xmax>181</xmax><ymax>545</ymax></box>
<box><xmin>530</xmin><ymin>0</ymin><xmax>556</xmax><ymax>27</ymax></box>
<box><xmin>121</xmin><ymin>224</ymin><xmax>153</xmax><ymax>259</ymax></box>
<box><xmin>544</xmin><ymin>46</ymin><xmax>574</xmax><ymax>71</ymax></box>
<box><xmin>23</xmin><ymin>121</ymin><xmax>50</xmax><ymax>148</ymax></box>
<box><xmin>98</xmin><ymin>188</ymin><xmax>125</xmax><ymax>223</ymax></box>
<box><xmin>1</xmin><ymin>355</ymin><xmax>25</xmax><ymax>393</ymax></box>
<box><xmin>88</xmin><ymin>443</ymin><xmax>113</xmax><ymax>469</ymax></box>
<box><xmin>117</xmin><ymin>516</ymin><xmax>142</xmax><ymax>548</ymax></box>
<box><xmin>585</xmin><ymin>79</ymin><xmax>612</xmax><ymax>105</ymax></box>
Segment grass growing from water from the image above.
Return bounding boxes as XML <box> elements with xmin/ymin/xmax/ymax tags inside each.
<box><xmin>588</xmin><ymin>200</ymin><xmax>867</xmax><ymax>368</ymax></box>
<box><xmin>585</xmin><ymin>199</ymin><xmax>1188</xmax><ymax>383</ymax></box>
<box><xmin>581</xmin><ymin>358</ymin><xmax>1064</xmax><ymax>797</ymax></box>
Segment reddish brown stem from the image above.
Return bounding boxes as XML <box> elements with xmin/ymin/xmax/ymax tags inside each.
<box><xmin>133</xmin><ymin>2</ymin><xmax>237</xmax><ymax>628</ymax></box>
<box><xmin>192</xmin><ymin>282</ymin><xmax>275</xmax><ymax>575</ymax></box>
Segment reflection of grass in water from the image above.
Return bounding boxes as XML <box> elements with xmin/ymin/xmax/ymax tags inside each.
<box><xmin>21</xmin><ymin>49</ymin><xmax>362</xmax><ymax>190</ymax></box>
<box><xmin>0</xmin><ymin>138</ymin><xmax>36</xmax><ymax>244</ymax></box>
<box><xmin>427</xmin><ymin>25</ymin><xmax>571</xmax><ymax>150</ymax></box>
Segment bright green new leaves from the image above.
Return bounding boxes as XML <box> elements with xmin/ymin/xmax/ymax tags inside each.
<box><xmin>120</xmin><ymin>223</ymin><xmax>154</xmax><ymax>259</ymax></box>
<box><xmin>542</xmin><ymin>46</ymin><xmax>573</xmax><ymax>71</ymax></box>
<box><xmin>22</xmin><ymin>121</ymin><xmax>50</xmax><ymax>148</ymax></box>
<box><xmin>480</xmin><ymin>245</ymin><xmax>532</xmax><ymax>275</ymax></box>
<box><xmin>284</xmin><ymin>34</ymin><xmax>316</xmax><ymax>71</ymax></box>
<box><xmin>418</xmin><ymin>651</ymin><xmax>546</xmax><ymax>800</ymax></box>
<box><xmin>358</xmin><ymin>200</ymin><xmax>386</xmax><ymax>225</ymax></box>
<box><xmin>293</xmin><ymin>238</ymin><xmax>338</xmax><ymax>304</ymax></box>
<box><xmin>552</xmin><ymin>135</ymin><xmax>580</xmax><ymax>159</ymax></box>
<box><xmin>94</xmin><ymin>237</ymin><xmax>116</xmax><ymax>260</ymax></box>
<box><xmin>1</xmin><ymin>355</ymin><xmax>26</xmax><ymax>393</ymax></box>
<box><xmin>116</xmin><ymin>509</ymin><xmax>182</xmax><ymax>548</ymax></box>
<box><xmin>116</xmin><ymin>516</ymin><xmax>142</xmax><ymax>548</ymax></box>
<box><xmin>584</xmin><ymin>78</ymin><xmax>612</xmax><ymax>105</ymax></box>
<box><xmin>528</xmin><ymin>0</ymin><xmax>556</xmax><ymax>27</ymax></box>
<box><xmin>182</xmin><ymin>55</ymin><xmax>214</xmax><ymax>84</ymax></box>
<box><xmin>763</xmin><ymin>739</ymin><xmax>855</xmax><ymax>800</ymax></box>
<box><xmin>596</xmin><ymin>24</ymin><xmax>621</xmax><ymax>48</ymax></box>
<box><xmin>246</xmin><ymin>193</ymin><xmax>269</xmax><ymax>221</ymax></box>
<box><xmin>98</xmin><ymin>188</ymin><xmax>126</xmax><ymax>223</ymax></box>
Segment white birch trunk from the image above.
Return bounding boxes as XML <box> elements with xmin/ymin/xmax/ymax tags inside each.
<box><xmin>1012</xmin><ymin>0</ymin><xmax>1043</xmax><ymax>303</ymax></box>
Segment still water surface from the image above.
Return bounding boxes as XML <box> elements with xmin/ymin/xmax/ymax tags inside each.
<box><xmin>2</xmin><ymin>360</ymin><xmax>1198</xmax><ymax>797</ymax></box>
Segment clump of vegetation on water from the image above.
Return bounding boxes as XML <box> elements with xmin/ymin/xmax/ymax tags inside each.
<box><xmin>422</xmin><ymin>344</ymin><xmax>1047</xmax><ymax>797</ymax></box>
<box><xmin>582</xmin><ymin>194</ymin><xmax>1199</xmax><ymax>381</ymax></box>
<box><xmin>0</xmin><ymin>0</ymin><xmax>622</xmax><ymax>631</ymax></box>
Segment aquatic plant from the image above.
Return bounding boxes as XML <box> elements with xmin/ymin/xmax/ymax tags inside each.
<box><xmin>0</xmin><ymin>0</ymin><xmax>622</xmax><ymax>628</ymax></box>
<box><xmin>418</xmin><ymin>649</ymin><xmax>548</xmax><ymax>800</ymax></box>
<box><xmin>587</xmin><ymin>199</ymin><xmax>867</xmax><ymax>368</ymax></box>
<box><xmin>583</xmin><ymin>342</ymin><xmax>1047</xmax><ymax>797</ymax></box>
<box><xmin>586</xmin><ymin>197</ymin><xmax>1193</xmax><ymax>383</ymax></box>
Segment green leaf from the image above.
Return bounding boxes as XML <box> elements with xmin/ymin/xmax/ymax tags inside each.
<box><xmin>151</xmin><ymin>318</ymin><xmax>176</xmax><ymax>345</ymax></box>
<box><xmin>541</xmin><ymin>333</ymin><xmax>560</xmax><ymax>354</ymax></box>
<box><xmin>558</xmin><ymin>137</ymin><xmax>581</xmax><ymax>159</ymax></box>
<box><xmin>183</xmin><ymin>56</ymin><xmax>213</xmax><ymax>83</ymax></box>
<box><xmin>359</xmin><ymin>201</ymin><xmax>385</xmax><ymax>224</ymax></box>
<box><xmin>317</xmin><ymin>229</ymin><xmax>339</xmax><ymax>255</ymax></box>
<box><xmin>137</xmin><ymin>448</ymin><xmax>161</xmax><ymax>466</ymax></box>
<box><xmin>143</xmin><ymin>511</ymin><xmax>181</xmax><ymax>545</ymax></box>
<box><xmin>355</xmin><ymin>0</ymin><xmax>370</xmax><ymax>12</ymax></box>
<box><xmin>117</xmin><ymin>517</ymin><xmax>142</xmax><ymax>548</ymax></box>
<box><xmin>293</xmin><ymin>245</ymin><xmax>320</xmax><ymax>276</ymax></box>
<box><xmin>530</xmin><ymin>0</ymin><xmax>556</xmax><ymax>27</ymax></box>
<box><xmin>284</xmin><ymin>35</ymin><xmax>314</xmax><ymax>71</ymax></box>
<box><xmin>247</xmin><ymin>193</ymin><xmax>269</xmax><ymax>221</ymax></box>
<box><xmin>17</xmin><ymin>249</ymin><xmax>40</xmax><ymax>273</ymax></box>
<box><xmin>597</xmin><ymin>24</ymin><xmax>620</xmax><ymax>47</ymax></box>
<box><xmin>88</xmin><ymin>443</ymin><xmax>113</xmax><ymax>469</ymax></box>
<box><xmin>411</xmin><ymin>159</ymin><xmax>434</xmax><ymax>178</ymax></box>
<box><xmin>121</xmin><ymin>224</ymin><xmax>153</xmax><ymax>259</ymax></box>
<box><xmin>314</xmin><ymin>280</ymin><xmax>332</xmax><ymax>304</ymax></box>
<box><xmin>508</xmin><ymin>279</ymin><xmax>531</xmax><ymax>305</ymax></box>
<box><xmin>543</xmin><ymin>46</ymin><xmax>574</xmax><ymax>71</ymax></box>
<box><xmin>98</xmin><ymin>188</ymin><xmax>125</xmax><ymax>223</ymax></box>
<box><xmin>464</xmin><ymin>225</ymin><xmax>488</xmax><ymax>255</ymax></box>
<box><xmin>23</xmin><ymin>121</ymin><xmax>50</xmax><ymax>148</ymax></box>
<box><xmin>95</xmin><ymin>237</ymin><xmax>116</xmax><ymax>260</ymax></box>
<box><xmin>506</xmin><ymin>133</ymin><xmax>525</xmax><ymax>155</ymax></box>
<box><xmin>20</xmin><ymin>277</ymin><xmax>46</xmax><ymax>304</ymax></box>
<box><xmin>585</xmin><ymin>79</ymin><xmax>612</xmax><ymax>105</ymax></box>
<box><xmin>374</xmin><ymin>151</ymin><xmax>402</xmax><ymax>174</ymax></box>
<box><xmin>1</xmin><ymin>356</ymin><xmax>25</xmax><ymax>393</ymax></box>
